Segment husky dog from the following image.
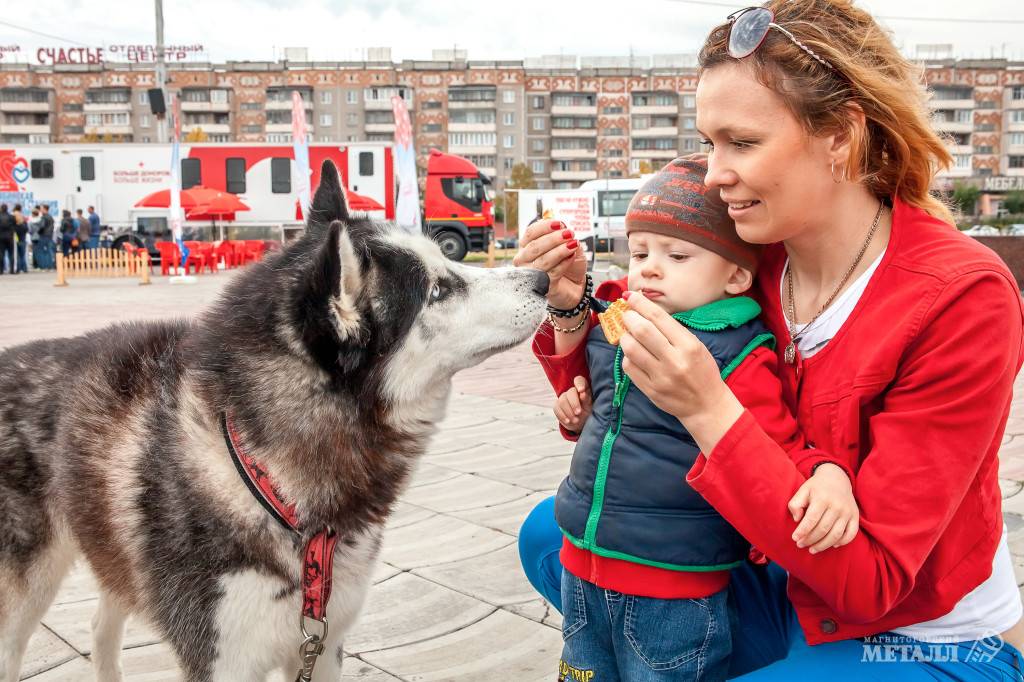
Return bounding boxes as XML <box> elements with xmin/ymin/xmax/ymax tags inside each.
<box><xmin>0</xmin><ymin>160</ymin><xmax>549</xmax><ymax>682</ymax></box>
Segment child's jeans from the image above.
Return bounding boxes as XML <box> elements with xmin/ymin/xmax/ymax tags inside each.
<box><xmin>560</xmin><ymin>570</ymin><xmax>731</xmax><ymax>682</ymax></box>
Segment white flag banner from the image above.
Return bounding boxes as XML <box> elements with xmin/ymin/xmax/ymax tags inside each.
<box><xmin>391</xmin><ymin>95</ymin><xmax>420</xmax><ymax>234</ymax></box>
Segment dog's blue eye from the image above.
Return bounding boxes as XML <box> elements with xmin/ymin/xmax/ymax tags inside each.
<box><xmin>429</xmin><ymin>282</ymin><xmax>449</xmax><ymax>303</ymax></box>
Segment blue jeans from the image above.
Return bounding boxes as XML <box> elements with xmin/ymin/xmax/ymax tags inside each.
<box><xmin>520</xmin><ymin>496</ymin><xmax>1024</xmax><ymax>681</ymax></box>
<box><xmin>561</xmin><ymin>571</ymin><xmax>731</xmax><ymax>682</ymax></box>
<box><xmin>15</xmin><ymin>240</ymin><xmax>27</xmax><ymax>272</ymax></box>
<box><xmin>88</xmin><ymin>235</ymin><xmax>99</xmax><ymax>249</ymax></box>
<box><xmin>34</xmin><ymin>239</ymin><xmax>54</xmax><ymax>269</ymax></box>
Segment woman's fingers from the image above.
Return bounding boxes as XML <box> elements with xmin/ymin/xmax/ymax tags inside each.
<box><xmin>809</xmin><ymin>518</ymin><xmax>849</xmax><ymax>554</ymax></box>
<box><xmin>623</xmin><ymin>293</ymin><xmax>690</xmax><ymax>349</ymax></box>
<box><xmin>619</xmin><ymin>332</ymin><xmax>660</xmax><ymax>386</ymax></box>
<box><xmin>513</xmin><ymin>223</ymin><xmax>575</xmax><ymax>269</ymax></box>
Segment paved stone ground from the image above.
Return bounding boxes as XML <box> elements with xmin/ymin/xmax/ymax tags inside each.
<box><xmin>2</xmin><ymin>267</ymin><xmax>1024</xmax><ymax>680</ymax></box>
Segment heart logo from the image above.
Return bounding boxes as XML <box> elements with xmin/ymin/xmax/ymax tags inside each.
<box><xmin>11</xmin><ymin>164</ymin><xmax>29</xmax><ymax>184</ymax></box>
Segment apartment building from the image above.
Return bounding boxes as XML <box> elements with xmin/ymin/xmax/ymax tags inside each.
<box><xmin>1</xmin><ymin>54</ymin><xmax>1022</xmax><ymax>200</ymax></box>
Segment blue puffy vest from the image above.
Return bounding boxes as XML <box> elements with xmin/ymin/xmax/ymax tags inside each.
<box><xmin>555</xmin><ymin>296</ymin><xmax>774</xmax><ymax>571</ymax></box>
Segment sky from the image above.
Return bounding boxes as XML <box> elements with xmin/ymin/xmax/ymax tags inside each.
<box><xmin>1</xmin><ymin>0</ymin><xmax>1022</xmax><ymax>65</ymax></box>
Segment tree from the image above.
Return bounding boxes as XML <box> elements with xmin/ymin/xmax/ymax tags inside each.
<box><xmin>185</xmin><ymin>127</ymin><xmax>208</xmax><ymax>143</ymax></box>
<box><xmin>951</xmin><ymin>182</ymin><xmax>980</xmax><ymax>216</ymax></box>
<box><xmin>629</xmin><ymin>160</ymin><xmax>653</xmax><ymax>178</ymax></box>
<box><xmin>502</xmin><ymin>163</ymin><xmax>537</xmax><ymax>232</ymax></box>
<box><xmin>1003</xmin><ymin>190</ymin><xmax>1024</xmax><ymax>215</ymax></box>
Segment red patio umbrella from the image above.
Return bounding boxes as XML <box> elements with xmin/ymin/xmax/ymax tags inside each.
<box><xmin>134</xmin><ymin>188</ymin><xmax>200</xmax><ymax>209</ymax></box>
<box><xmin>294</xmin><ymin>188</ymin><xmax>384</xmax><ymax>220</ymax></box>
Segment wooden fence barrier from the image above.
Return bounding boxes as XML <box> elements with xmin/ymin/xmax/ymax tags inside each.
<box><xmin>55</xmin><ymin>249</ymin><xmax>151</xmax><ymax>287</ymax></box>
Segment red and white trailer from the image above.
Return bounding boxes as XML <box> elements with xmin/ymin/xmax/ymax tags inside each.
<box><xmin>0</xmin><ymin>142</ymin><xmax>395</xmax><ymax>243</ymax></box>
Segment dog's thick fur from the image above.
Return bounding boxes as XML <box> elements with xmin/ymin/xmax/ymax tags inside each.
<box><xmin>0</xmin><ymin>160</ymin><xmax>548</xmax><ymax>681</ymax></box>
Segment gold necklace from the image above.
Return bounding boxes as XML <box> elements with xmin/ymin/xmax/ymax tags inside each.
<box><xmin>784</xmin><ymin>201</ymin><xmax>884</xmax><ymax>365</ymax></box>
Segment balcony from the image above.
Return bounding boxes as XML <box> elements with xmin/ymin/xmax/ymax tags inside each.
<box><xmin>929</xmin><ymin>98</ymin><xmax>974</xmax><ymax>110</ymax></box>
<box><xmin>0</xmin><ymin>101</ymin><xmax>50</xmax><ymax>113</ymax></box>
<box><xmin>1010</xmin><ymin>120</ymin><xmax>1024</xmax><ymax>133</ymax></box>
<box><xmin>183</xmin><ymin>123</ymin><xmax>230</xmax><ymax>135</ymax></box>
<box><xmin>365</xmin><ymin>122</ymin><xmax>396</xmax><ymax>134</ymax></box>
<box><xmin>448</xmin><ymin>100</ymin><xmax>495</xmax><ymax>110</ymax></box>
<box><xmin>631</xmin><ymin>126</ymin><xmax>679</xmax><ymax>138</ymax></box>
<box><xmin>0</xmin><ymin>123</ymin><xmax>51</xmax><ymax>135</ymax></box>
<box><xmin>265</xmin><ymin>123</ymin><xmax>293</xmax><ymax>133</ymax></box>
<box><xmin>448</xmin><ymin>122</ymin><xmax>496</xmax><ymax>133</ymax></box>
<box><xmin>933</xmin><ymin>119</ymin><xmax>972</xmax><ymax>134</ymax></box>
<box><xmin>447</xmin><ymin>144</ymin><xmax>497</xmax><ymax>156</ymax></box>
<box><xmin>551</xmin><ymin>169</ymin><xmax>598</xmax><ymax>181</ymax></box>
<box><xmin>551</xmin><ymin>128</ymin><xmax>597</xmax><ymax>138</ymax></box>
<box><xmin>1009</xmin><ymin>97</ymin><xmax>1024</xmax><ymax>110</ymax></box>
<box><xmin>551</xmin><ymin>104</ymin><xmax>598</xmax><ymax>116</ymax></box>
<box><xmin>180</xmin><ymin>100</ymin><xmax>231</xmax><ymax>113</ymax></box>
<box><xmin>87</xmin><ymin>124</ymin><xmax>133</xmax><ymax>135</ymax></box>
<box><xmin>84</xmin><ymin>102</ymin><xmax>131</xmax><ymax>113</ymax></box>
<box><xmin>631</xmin><ymin>148</ymin><xmax>678</xmax><ymax>159</ymax></box>
<box><xmin>631</xmin><ymin>104</ymin><xmax>678</xmax><ymax>116</ymax></box>
<box><xmin>551</xmin><ymin>148</ymin><xmax>598</xmax><ymax>159</ymax></box>
<box><xmin>936</xmin><ymin>165</ymin><xmax>972</xmax><ymax>178</ymax></box>
<box><xmin>265</xmin><ymin>99</ymin><xmax>313</xmax><ymax>111</ymax></box>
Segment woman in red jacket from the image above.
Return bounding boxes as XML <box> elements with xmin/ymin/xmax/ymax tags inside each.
<box><xmin>515</xmin><ymin>1</ymin><xmax>1024</xmax><ymax>678</ymax></box>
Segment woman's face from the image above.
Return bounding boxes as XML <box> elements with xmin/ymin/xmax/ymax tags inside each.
<box><xmin>696</xmin><ymin>62</ymin><xmax>837</xmax><ymax>245</ymax></box>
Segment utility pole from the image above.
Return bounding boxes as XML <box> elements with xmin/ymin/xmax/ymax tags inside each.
<box><xmin>155</xmin><ymin>0</ymin><xmax>167</xmax><ymax>143</ymax></box>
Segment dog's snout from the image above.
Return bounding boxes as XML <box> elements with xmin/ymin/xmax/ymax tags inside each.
<box><xmin>531</xmin><ymin>270</ymin><xmax>549</xmax><ymax>298</ymax></box>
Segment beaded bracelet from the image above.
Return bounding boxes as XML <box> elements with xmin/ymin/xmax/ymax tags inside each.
<box><xmin>548</xmin><ymin>302</ymin><xmax>590</xmax><ymax>333</ymax></box>
<box><xmin>547</xmin><ymin>273</ymin><xmax>593</xmax><ymax>318</ymax></box>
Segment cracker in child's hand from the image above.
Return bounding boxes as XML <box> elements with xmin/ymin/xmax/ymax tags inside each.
<box><xmin>598</xmin><ymin>298</ymin><xmax>630</xmax><ymax>345</ymax></box>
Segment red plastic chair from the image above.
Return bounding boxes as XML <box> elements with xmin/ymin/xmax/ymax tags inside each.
<box><xmin>195</xmin><ymin>243</ymin><xmax>217</xmax><ymax>274</ymax></box>
<box><xmin>214</xmin><ymin>241</ymin><xmax>236</xmax><ymax>269</ymax></box>
<box><xmin>121</xmin><ymin>243</ymin><xmax>154</xmax><ymax>274</ymax></box>
<box><xmin>244</xmin><ymin>240</ymin><xmax>266</xmax><ymax>263</ymax></box>
<box><xmin>183</xmin><ymin>241</ymin><xmax>209</xmax><ymax>275</ymax></box>
<box><xmin>154</xmin><ymin>241</ymin><xmax>181</xmax><ymax>276</ymax></box>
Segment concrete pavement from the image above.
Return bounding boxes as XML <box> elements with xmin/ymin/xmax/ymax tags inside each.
<box><xmin>2</xmin><ymin>267</ymin><xmax>1023</xmax><ymax>680</ymax></box>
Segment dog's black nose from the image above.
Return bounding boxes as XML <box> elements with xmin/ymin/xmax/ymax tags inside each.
<box><xmin>531</xmin><ymin>270</ymin><xmax>550</xmax><ymax>297</ymax></box>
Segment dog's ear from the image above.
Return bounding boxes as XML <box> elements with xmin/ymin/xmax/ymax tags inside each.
<box><xmin>296</xmin><ymin>219</ymin><xmax>367</xmax><ymax>376</ymax></box>
<box><xmin>308</xmin><ymin>159</ymin><xmax>350</xmax><ymax>230</ymax></box>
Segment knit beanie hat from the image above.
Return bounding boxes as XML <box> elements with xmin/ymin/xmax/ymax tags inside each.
<box><xmin>625</xmin><ymin>155</ymin><xmax>762</xmax><ymax>273</ymax></box>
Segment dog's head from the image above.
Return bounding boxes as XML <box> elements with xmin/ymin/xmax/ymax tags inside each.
<box><xmin>280</xmin><ymin>159</ymin><xmax>548</xmax><ymax>409</ymax></box>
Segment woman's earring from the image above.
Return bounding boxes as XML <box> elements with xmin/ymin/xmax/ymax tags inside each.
<box><xmin>830</xmin><ymin>160</ymin><xmax>845</xmax><ymax>184</ymax></box>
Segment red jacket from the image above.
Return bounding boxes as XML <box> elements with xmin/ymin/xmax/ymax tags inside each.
<box><xmin>535</xmin><ymin>198</ymin><xmax>1023</xmax><ymax>644</ymax></box>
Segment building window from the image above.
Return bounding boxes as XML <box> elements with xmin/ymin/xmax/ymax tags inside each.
<box><xmin>603</xmin><ymin>148</ymin><xmax>624</xmax><ymax>157</ymax></box>
<box><xmin>80</xmin><ymin>156</ymin><xmax>95</xmax><ymax>181</ymax></box>
<box><xmin>532</xmin><ymin>160</ymin><xmax>544</xmax><ymax>174</ymax></box>
<box><xmin>1010</xmin><ymin>132</ymin><xmax>1024</xmax><ymax>146</ymax></box>
<box><xmin>63</xmin><ymin>102</ymin><xmax>83</xmax><ymax>112</ymax></box>
<box><xmin>346</xmin><ymin>90</ymin><xmax>358</xmax><ymax>104</ymax></box>
<box><xmin>552</xmin><ymin>93</ymin><xmax>596</xmax><ymax>107</ymax></box>
<box><xmin>320</xmin><ymin>114</ymin><xmax>333</xmax><ymax>127</ymax></box>
<box><xmin>683</xmin><ymin>137</ymin><xmax>699</xmax><ymax>152</ymax></box>
<box><xmin>602</xmin><ymin>105</ymin><xmax>623</xmax><ymax>114</ymax></box>
<box><xmin>140</xmin><ymin>114</ymin><xmax>150</xmax><ymax>128</ymax></box>
<box><xmin>974</xmin><ymin>145</ymin><xmax>993</xmax><ymax>154</ymax></box>
<box><xmin>682</xmin><ymin>95</ymin><xmax>696</xmax><ymax>109</ymax></box>
<box><xmin>503</xmin><ymin>112</ymin><xmax>515</xmax><ymax>126</ymax></box>
<box><xmin>271</xmin><ymin>157</ymin><xmax>291</xmax><ymax>193</ymax></box>
<box><xmin>226</xmin><ymin>157</ymin><xmax>246</xmax><ymax>194</ymax></box>
<box><xmin>447</xmin><ymin>86</ymin><xmax>496</xmax><ymax>102</ymax></box>
<box><xmin>503</xmin><ymin>134</ymin><xmax>515</xmax><ymax>148</ymax></box>
<box><xmin>141</xmin><ymin>136</ymin><xmax>151</xmax><ymax>143</ymax></box>
<box><xmin>359</xmin><ymin>151</ymin><xmax>374</xmax><ymax>176</ymax></box>
<box><xmin>1012</xmin><ymin>86</ymin><xmax>1024</xmax><ymax>101</ymax></box>
<box><xmin>531</xmin><ymin>117</ymin><xmax>545</xmax><ymax>131</ymax></box>
<box><xmin>632</xmin><ymin>116</ymin><xmax>649</xmax><ymax>130</ymax></box>
<box><xmin>242</xmin><ymin>124</ymin><xmax>263</xmax><ymax>133</ymax></box>
<box><xmin>952</xmin><ymin>154</ymin><xmax>971</xmax><ymax>170</ymax></box>
<box><xmin>531</xmin><ymin>96</ymin><xmax>545</xmax><ymax>110</ymax></box>
<box><xmin>86</xmin><ymin>112</ymin><xmax>130</xmax><ymax>126</ymax></box>
<box><xmin>448</xmin><ymin>132</ymin><xmax>497</xmax><ymax>146</ymax></box>
<box><xmin>450</xmin><ymin>109</ymin><xmax>494</xmax><ymax>124</ymax></box>
<box><xmin>502</xmin><ymin>90</ymin><xmax>515</xmax><ymax>104</ymax></box>
<box><xmin>346</xmin><ymin>113</ymin><xmax>358</xmax><ymax>126</ymax></box>
<box><xmin>504</xmin><ymin>157</ymin><xmax>515</xmax><ymax>170</ymax></box>
<box><xmin>241</xmin><ymin>102</ymin><xmax>261</xmax><ymax>111</ymax></box>
<box><xmin>1012</xmin><ymin>111</ymin><xmax>1024</xmax><ymax>124</ymax></box>
<box><xmin>138</xmin><ymin>90</ymin><xmax>148</xmax><ymax>105</ymax></box>
<box><xmin>181</xmin><ymin>158</ymin><xmax>201</xmax><ymax>189</ymax></box>
<box><xmin>682</xmin><ymin>117</ymin><xmax>696</xmax><ymax>130</ymax></box>
<box><xmin>422</xmin><ymin>123</ymin><xmax>442</xmax><ymax>133</ymax></box>
<box><xmin>422</xmin><ymin>100</ymin><xmax>442</xmax><ymax>109</ymax></box>
<box><xmin>320</xmin><ymin>91</ymin><xmax>333</xmax><ymax>104</ymax></box>
<box><xmin>602</xmin><ymin>127</ymin><xmax>624</xmax><ymax>136</ymax></box>
<box><xmin>530</xmin><ymin>139</ymin><xmax>546</xmax><ymax>152</ymax></box>
<box><xmin>1009</xmin><ymin>155</ymin><xmax>1024</xmax><ymax>169</ymax></box>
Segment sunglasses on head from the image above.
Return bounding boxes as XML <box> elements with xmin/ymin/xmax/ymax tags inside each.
<box><xmin>726</xmin><ymin>6</ymin><xmax>838</xmax><ymax>74</ymax></box>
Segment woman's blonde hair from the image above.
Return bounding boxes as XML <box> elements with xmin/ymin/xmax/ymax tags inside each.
<box><xmin>699</xmin><ymin>0</ymin><xmax>955</xmax><ymax>224</ymax></box>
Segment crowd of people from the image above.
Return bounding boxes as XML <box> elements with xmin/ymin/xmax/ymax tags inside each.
<box><xmin>0</xmin><ymin>203</ymin><xmax>107</xmax><ymax>274</ymax></box>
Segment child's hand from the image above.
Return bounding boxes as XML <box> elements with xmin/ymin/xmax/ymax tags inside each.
<box><xmin>787</xmin><ymin>463</ymin><xmax>859</xmax><ymax>554</ymax></box>
<box><xmin>554</xmin><ymin>376</ymin><xmax>592</xmax><ymax>433</ymax></box>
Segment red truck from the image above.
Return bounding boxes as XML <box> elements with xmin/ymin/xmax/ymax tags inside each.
<box><xmin>423</xmin><ymin>149</ymin><xmax>494</xmax><ymax>261</ymax></box>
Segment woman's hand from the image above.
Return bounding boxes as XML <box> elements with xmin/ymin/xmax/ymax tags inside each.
<box><xmin>512</xmin><ymin>219</ymin><xmax>587</xmax><ymax>309</ymax></box>
<box><xmin>618</xmin><ymin>292</ymin><xmax>745</xmax><ymax>451</ymax></box>
<box><xmin>787</xmin><ymin>463</ymin><xmax>860</xmax><ymax>554</ymax></box>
